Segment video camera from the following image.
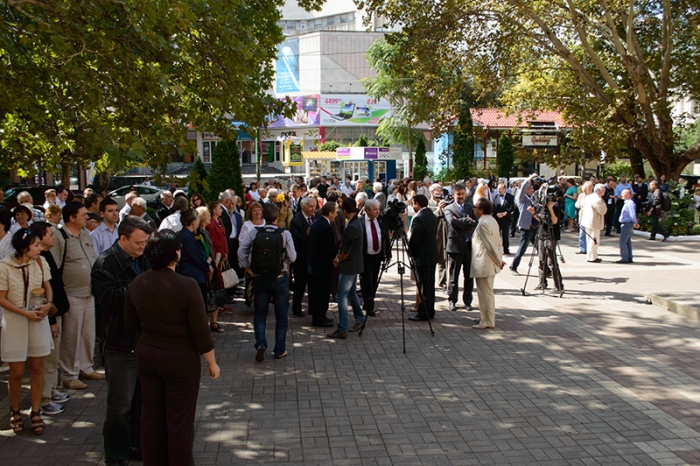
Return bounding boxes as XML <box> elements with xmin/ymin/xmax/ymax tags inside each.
<box><xmin>532</xmin><ymin>180</ymin><xmax>558</xmax><ymax>207</ymax></box>
<box><xmin>435</xmin><ymin>192</ymin><xmax>454</xmax><ymax>205</ymax></box>
<box><xmin>384</xmin><ymin>199</ymin><xmax>406</xmax><ymax>232</ymax></box>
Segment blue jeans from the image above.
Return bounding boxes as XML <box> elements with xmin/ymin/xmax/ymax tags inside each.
<box><xmin>619</xmin><ymin>223</ymin><xmax>634</xmax><ymax>262</ymax></box>
<box><xmin>510</xmin><ymin>228</ymin><xmax>537</xmax><ymax>271</ymax></box>
<box><xmin>253</xmin><ymin>275</ymin><xmax>289</xmax><ymax>357</ymax></box>
<box><xmin>578</xmin><ymin>225</ymin><xmax>587</xmax><ymax>253</ymax></box>
<box><xmin>336</xmin><ymin>273</ymin><xmax>364</xmax><ymax>332</ymax></box>
<box><xmin>104</xmin><ymin>350</ymin><xmax>141</xmax><ymax>464</ymax></box>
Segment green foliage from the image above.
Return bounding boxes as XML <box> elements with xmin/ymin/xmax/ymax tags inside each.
<box><xmin>414</xmin><ymin>138</ymin><xmax>428</xmax><ymax>180</ymax></box>
<box><xmin>354</xmin><ymin>135</ymin><xmax>369</xmax><ymax>147</ymax></box>
<box><xmin>0</xmin><ymin>0</ymin><xmax>293</xmax><ymax>175</ymax></box>
<box><xmin>637</xmin><ymin>192</ymin><xmax>697</xmax><ymax>237</ymax></box>
<box><xmin>375</xmin><ymin>118</ymin><xmax>424</xmax><ymax>149</ymax></box>
<box><xmin>318</xmin><ymin>140</ymin><xmax>342</xmax><ymax>152</ymax></box>
<box><xmin>601</xmin><ymin>162</ymin><xmax>633</xmax><ymax>180</ymax></box>
<box><xmin>431</xmin><ymin>167</ymin><xmax>462</xmax><ymax>184</ymax></box>
<box><xmin>206</xmin><ymin>141</ymin><xmax>243</xmax><ymax>203</ymax></box>
<box><xmin>497</xmin><ymin>134</ymin><xmax>514</xmax><ymax>178</ymax></box>
<box><xmin>675</xmin><ymin>120</ymin><xmax>700</xmax><ymax>153</ymax></box>
<box><xmin>693</xmin><ymin>224</ymin><xmax>700</xmax><ymax>236</ymax></box>
<box><xmin>188</xmin><ymin>158</ymin><xmax>209</xmax><ymax>197</ymax></box>
<box><xmin>452</xmin><ymin>102</ymin><xmax>475</xmax><ymax>179</ymax></box>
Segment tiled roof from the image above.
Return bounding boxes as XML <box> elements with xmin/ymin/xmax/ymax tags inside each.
<box><xmin>470</xmin><ymin>108</ymin><xmax>570</xmax><ymax>129</ymax></box>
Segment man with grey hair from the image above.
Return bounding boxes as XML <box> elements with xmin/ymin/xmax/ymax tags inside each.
<box><xmin>428</xmin><ymin>183</ymin><xmax>448</xmax><ymax>290</ymax></box>
<box><xmin>267</xmin><ymin>188</ymin><xmax>279</xmax><ymax>202</ymax></box>
<box><xmin>580</xmin><ymin>183</ymin><xmax>607</xmax><ymax>263</ymax></box>
<box><xmin>647</xmin><ymin>180</ymin><xmax>670</xmax><ymax>241</ymax></box>
<box><xmin>155</xmin><ymin>190</ymin><xmax>174</xmax><ymax>226</ymax></box>
<box><xmin>17</xmin><ymin>191</ymin><xmax>46</xmax><ymax>222</ymax></box>
<box><xmin>359</xmin><ymin>199</ymin><xmax>390</xmax><ymax>317</ymax></box>
<box><xmin>219</xmin><ymin>190</ymin><xmax>243</xmax><ymax>278</ymax></box>
<box><xmin>119</xmin><ymin>192</ymin><xmax>138</xmax><ymax>223</ymax></box>
<box><xmin>372</xmin><ymin>182</ymin><xmax>387</xmax><ymax>213</ymax></box>
<box><xmin>355</xmin><ymin>191</ymin><xmax>368</xmax><ymax>216</ymax></box>
<box><xmin>129</xmin><ymin>197</ymin><xmax>157</xmax><ymax>230</ymax></box>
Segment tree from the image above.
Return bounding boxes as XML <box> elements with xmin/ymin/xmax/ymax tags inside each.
<box><xmin>318</xmin><ymin>140</ymin><xmax>342</xmax><ymax>152</ymax></box>
<box><xmin>497</xmin><ymin>134</ymin><xmax>515</xmax><ymax>178</ymax></box>
<box><xmin>452</xmin><ymin>102</ymin><xmax>475</xmax><ymax>179</ymax></box>
<box><xmin>206</xmin><ymin>141</ymin><xmax>243</xmax><ymax>203</ymax></box>
<box><xmin>188</xmin><ymin>157</ymin><xmax>209</xmax><ymax>197</ymax></box>
<box><xmin>359</xmin><ymin>0</ymin><xmax>700</xmax><ymax>179</ymax></box>
<box><xmin>0</xmin><ymin>0</ymin><xmax>293</xmax><ymax>180</ymax></box>
<box><xmin>354</xmin><ymin>134</ymin><xmax>369</xmax><ymax>147</ymax></box>
<box><xmin>413</xmin><ymin>138</ymin><xmax>428</xmax><ymax>181</ymax></box>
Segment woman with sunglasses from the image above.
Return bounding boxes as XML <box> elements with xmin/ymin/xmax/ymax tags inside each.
<box><xmin>0</xmin><ymin>229</ymin><xmax>54</xmax><ymax>435</ymax></box>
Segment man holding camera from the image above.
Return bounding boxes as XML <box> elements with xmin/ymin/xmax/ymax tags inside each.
<box><xmin>442</xmin><ymin>184</ymin><xmax>478</xmax><ymax>311</ymax></box>
<box><xmin>509</xmin><ymin>173</ymin><xmax>539</xmax><ymax>276</ymax></box>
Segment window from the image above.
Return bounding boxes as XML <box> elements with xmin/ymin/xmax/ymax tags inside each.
<box><xmin>326</xmin><ymin>16</ymin><xmax>335</xmax><ymax>25</ymax></box>
<box><xmin>315</xmin><ymin>19</ymin><xmax>322</xmax><ymax>28</ymax></box>
<box><xmin>287</xmin><ymin>21</ymin><xmax>296</xmax><ymax>30</ymax></box>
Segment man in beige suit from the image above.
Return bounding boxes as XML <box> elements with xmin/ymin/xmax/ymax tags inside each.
<box><xmin>470</xmin><ymin>198</ymin><xmax>505</xmax><ymax>329</ymax></box>
<box><xmin>580</xmin><ymin>184</ymin><xmax>608</xmax><ymax>263</ymax></box>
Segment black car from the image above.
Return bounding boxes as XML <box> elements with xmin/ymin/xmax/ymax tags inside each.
<box><xmin>1</xmin><ymin>185</ymin><xmax>75</xmax><ymax>211</ymax></box>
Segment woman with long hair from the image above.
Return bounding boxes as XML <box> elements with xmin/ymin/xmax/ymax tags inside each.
<box><xmin>274</xmin><ymin>193</ymin><xmax>293</xmax><ymax>229</ymax></box>
<box><xmin>0</xmin><ymin>229</ymin><xmax>54</xmax><ymax>435</ymax></box>
<box><xmin>189</xmin><ymin>193</ymin><xmax>205</xmax><ymax>209</ymax></box>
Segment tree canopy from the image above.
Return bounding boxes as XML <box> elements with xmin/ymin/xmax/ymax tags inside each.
<box><xmin>358</xmin><ymin>0</ymin><xmax>700</xmax><ymax>179</ymax></box>
<box><xmin>0</xmin><ymin>0</ymin><xmax>293</xmax><ymax>176</ymax></box>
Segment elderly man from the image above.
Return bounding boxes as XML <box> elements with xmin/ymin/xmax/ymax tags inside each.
<box><xmin>580</xmin><ymin>183</ymin><xmax>608</xmax><ymax>263</ymax></box>
<box><xmin>155</xmin><ymin>190</ymin><xmax>174</xmax><ymax>226</ymax></box>
<box><xmin>443</xmin><ymin>183</ymin><xmax>478</xmax><ymax>311</ymax></box>
<box><xmin>119</xmin><ymin>192</ymin><xmax>138</xmax><ymax>223</ymax></box>
<box><xmin>613</xmin><ymin>175</ymin><xmax>634</xmax><ymax>233</ymax></box>
<box><xmin>617</xmin><ymin>189</ymin><xmax>639</xmax><ymax>263</ymax></box>
<box><xmin>359</xmin><ymin>199</ymin><xmax>391</xmax><ymax>317</ymax></box>
<box><xmin>428</xmin><ymin>184</ymin><xmax>448</xmax><ymax>291</ymax></box>
<box><xmin>219</xmin><ymin>191</ymin><xmax>243</xmax><ymax>278</ymax></box>
<box><xmin>129</xmin><ymin>197</ymin><xmax>157</xmax><ymax>230</ymax></box>
<box><xmin>355</xmin><ymin>191</ymin><xmax>368</xmax><ymax>216</ymax></box>
<box><xmin>158</xmin><ymin>196</ymin><xmax>188</xmax><ymax>232</ymax></box>
<box><xmin>647</xmin><ymin>180</ymin><xmax>670</xmax><ymax>241</ymax></box>
<box><xmin>372</xmin><ymin>182</ymin><xmax>387</xmax><ymax>213</ymax></box>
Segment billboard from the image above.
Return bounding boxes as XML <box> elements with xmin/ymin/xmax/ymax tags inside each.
<box><xmin>267</xmin><ymin>95</ymin><xmax>321</xmax><ymax>128</ymax></box>
<box><xmin>276</xmin><ymin>38</ymin><xmax>299</xmax><ymax>94</ymax></box>
<box><xmin>320</xmin><ymin>95</ymin><xmax>392</xmax><ymax>126</ymax></box>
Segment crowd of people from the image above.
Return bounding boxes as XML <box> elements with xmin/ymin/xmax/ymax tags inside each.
<box><xmin>0</xmin><ymin>169</ymin><xmax>696</xmax><ymax>464</ymax></box>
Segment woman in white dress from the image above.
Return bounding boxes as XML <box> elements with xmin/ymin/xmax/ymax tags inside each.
<box><xmin>0</xmin><ymin>228</ymin><xmax>54</xmax><ymax>435</ymax></box>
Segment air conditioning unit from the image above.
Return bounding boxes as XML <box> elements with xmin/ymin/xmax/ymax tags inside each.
<box><xmin>299</xmin><ymin>21</ymin><xmax>306</xmax><ymax>30</ymax></box>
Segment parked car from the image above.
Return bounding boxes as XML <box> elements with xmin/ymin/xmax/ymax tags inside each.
<box><xmin>1</xmin><ymin>185</ymin><xmax>75</xmax><ymax>211</ymax></box>
<box><xmin>108</xmin><ymin>184</ymin><xmax>163</xmax><ymax>209</ymax></box>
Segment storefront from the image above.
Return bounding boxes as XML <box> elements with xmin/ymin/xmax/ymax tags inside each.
<box><xmin>297</xmin><ymin>147</ymin><xmax>401</xmax><ymax>182</ymax></box>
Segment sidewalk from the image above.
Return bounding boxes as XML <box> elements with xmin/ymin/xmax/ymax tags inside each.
<box><xmin>1</xmin><ymin>232</ymin><xmax>700</xmax><ymax>465</ymax></box>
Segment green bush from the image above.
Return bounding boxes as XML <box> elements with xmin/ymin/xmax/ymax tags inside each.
<box><xmin>188</xmin><ymin>157</ymin><xmax>208</xmax><ymax>196</ymax></box>
<box><xmin>693</xmin><ymin>223</ymin><xmax>700</xmax><ymax>235</ymax></box>
<box><xmin>601</xmin><ymin>162</ymin><xmax>633</xmax><ymax>179</ymax></box>
<box><xmin>413</xmin><ymin>138</ymin><xmax>428</xmax><ymax>181</ymax></box>
<box><xmin>318</xmin><ymin>140</ymin><xmax>342</xmax><ymax>152</ymax></box>
<box><xmin>637</xmin><ymin>191</ymin><xmax>697</xmax><ymax>236</ymax></box>
<box><xmin>206</xmin><ymin>140</ymin><xmax>243</xmax><ymax>202</ymax></box>
<box><xmin>497</xmin><ymin>134</ymin><xmax>514</xmax><ymax>178</ymax></box>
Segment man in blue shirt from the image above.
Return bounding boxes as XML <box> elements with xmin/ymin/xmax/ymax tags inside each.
<box><xmin>616</xmin><ymin>189</ymin><xmax>639</xmax><ymax>263</ymax></box>
<box><xmin>613</xmin><ymin>175</ymin><xmax>634</xmax><ymax>233</ymax></box>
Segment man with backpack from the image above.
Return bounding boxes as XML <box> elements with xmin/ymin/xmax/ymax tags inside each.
<box><xmin>648</xmin><ymin>180</ymin><xmax>670</xmax><ymax>242</ymax></box>
<box><xmin>238</xmin><ymin>203</ymin><xmax>297</xmax><ymax>362</ymax></box>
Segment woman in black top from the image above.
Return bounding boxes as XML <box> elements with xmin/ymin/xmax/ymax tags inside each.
<box><xmin>125</xmin><ymin>229</ymin><xmax>220</xmax><ymax>466</ymax></box>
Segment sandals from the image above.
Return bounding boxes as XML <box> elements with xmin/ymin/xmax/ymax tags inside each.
<box><xmin>10</xmin><ymin>410</ymin><xmax>23</xmax><ymax>434</ymax></box>
<box><xmin>210</xmin><ymin>323</ymin><xmax>225</xmax><ymax>333</ymax></box>
<box><xmin>30</xmin><ymin>410</ymin><xmax>43</xmax><ymax>436</ymax></box>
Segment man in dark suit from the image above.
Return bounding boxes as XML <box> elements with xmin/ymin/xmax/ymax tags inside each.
<box><xmin>290</xmin><ymin>197</ymin><xmax>318</xmax><ymax>317</ymax></box>
<box><xmin>443</xmin><ymin>183</ymin><xmax>478</xmax><ymax>311</ymax></box>
<box><xmin>408</xmin><ymin>195</ymin><xmax>438</xmax><ymax>321</ymax></box>
<box><xmin>372</xmin><ymin>182</ymin><xmax>387</xmax><ymax>213</ymax></box>
<box><xmin>219</xmin><ymin>191</ymin><xmax>243</xmax><ymax>278</ymax></box>
<box><xmin>633</xmin><ymin>174</ymin><xmax>648</xmax><ymax>214</ymax></box>
<box><xmin>359</xmin><ymin>199</ymin><xmax>391</xmax><ymax>317</ymax></box>
<box><xmin>492</xmin><ymin>182</ymin><xmax>515</xmax><ymax>254</ymax></box>
<box><xmin>307</xmin><ymin>202</ymin><xmax>338</xmax><ymax>327</ymax></box>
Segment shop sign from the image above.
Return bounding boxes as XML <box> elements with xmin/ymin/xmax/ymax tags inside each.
<box><xmin>267</xmin><ymin>95</ymin><xmax>321</xmax><ymax>128</ymax></box>
<box><xmin>320</xmin><ymin>94</ymin><xmax>392</xmax><ymax>126</ymax></box>
<box><xmin>523</xmin><ymin>135</ymin><xmax>557</xmax><ymax>146</ymax></box>
<box><xmin>336</xmin><ymin>147</ymin><xmax>402</xmax><ymax>160</ymax></box>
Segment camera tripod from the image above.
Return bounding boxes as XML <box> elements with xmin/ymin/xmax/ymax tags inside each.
<box><xmin>520</xmin><ymin>211</ymin><xmax>565</xmax><ymax>298</ymax></box>
<box><xmin>360</xmin><ymin>228</ymin><xmax>434</xmax><ymax>354</ymax></box>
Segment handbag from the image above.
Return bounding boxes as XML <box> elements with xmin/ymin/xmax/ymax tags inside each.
<box><xmin>220</xmin><ymin>260</ymin><xmax>239</xmax><ymax>289</ymax></box>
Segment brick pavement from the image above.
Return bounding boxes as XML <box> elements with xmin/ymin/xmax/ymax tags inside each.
<box><xmin>1</xmin><ymin>232</ymin><xmax>700</xmax><ymax>465</ymax></box>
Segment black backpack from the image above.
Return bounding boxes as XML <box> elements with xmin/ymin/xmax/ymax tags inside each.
<box><xmin>250</xmin><ymin>226</ymin><xmax>284</xmax><ymax>277</ymax></box>
<box><xmin>661</xmin><ymin>192</ymin><xmax>672</xmax><ymax>211</ymax></box>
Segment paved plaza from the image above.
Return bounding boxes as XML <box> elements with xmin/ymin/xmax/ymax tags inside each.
<box><xmin>1</xmin><ymin>233</ymin><xmax>700</xmax><ymax>465</ymax></box>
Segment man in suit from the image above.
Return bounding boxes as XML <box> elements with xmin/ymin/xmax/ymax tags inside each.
<box><xmin>359</xmin><ymin>199</ymin><xmax>391</xmax><ymax>317</ymax></box>
<box><xmin>129</xmin><ymin>197</ymin><xmax>157</xmax><ymax>230</ymax></box>
<box><xmin>219</xmin><ymin>191</ymin><xmax>243</xmax><ymax>279</ymax></box>
<box><xmin>633</xmin><ymin>174</ymin><xmax>648</xmax><ymax>214</ymax></box>
<box><xmin>290</xmin><ymin>197</ymin><xmax>318</xmax><ymax>317</ymax></box>
<box><xmin>290</xmin><ymin>184</ymin><xmax>302</xmax><ymax>214</ymax></box>
<box><xmin>372</xmin><ymin>182</ymin><xmax>387</xmax><ymax>213</ymax></box>
<box><xmin>408</xmin><ymin>195</ymin><xmax>438</xmax><ymax>321</ymax></box>
<box><xmin>443</xmin><ymin>183</ymin><xmax>478</xmax><ymax>312</ymax></box>
<box><xmin>307</xmin><ymin>202</ymin><xmax>338</xmax><ymax>327</ymax></box>
<box><xmin>492</xmin><ymin>182</ymin><xmax>515</xmax><ymax>254</ymax></box>
<box><xmin>154</xmin><ymin>190</ymin><xmax>174</xmax><ymax>227</ymax></box>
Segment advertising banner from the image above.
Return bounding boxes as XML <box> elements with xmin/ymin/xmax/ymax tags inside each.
<box><xmin>320</xmin><ymin>94</ymin><xmax>392</xmax><ymax>126</ymax></box>
<box><xmin>276</xmin><ymin>38</ymin><xmax>300</xmax><ymax>94</ymax></box>
<box><xmin>267</xmin><ymin>95</ymin><xmax>321</xmax><ymax>128</ymax></box>
<box><xmin>289</xmin><ymin>143</ymin><xmax>303</xmax><ymax>165</ymax></box>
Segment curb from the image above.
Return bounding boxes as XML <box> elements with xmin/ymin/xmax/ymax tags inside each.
<box><xmin>646</xmin><ymin>293</ymin><xmax>700</xmax><ymax>322</ymax></box>
<box><xmin>632</xmin><ymin>230</ymin><xmax>700</xmax><ymax>242</ymax></box>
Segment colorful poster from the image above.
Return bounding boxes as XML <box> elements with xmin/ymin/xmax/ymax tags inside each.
<box><xmin>320</xmin><ymin>94</ymin><xmax>392</xmax><ymax>126</ymax></box>
<box><xmin>276</xmin><ymin>38</ymin><xmax>299</xmax><ymax>94</ymax></box>
<box><xmin>267</xmin><ymin>95</ymin><xmax>321</xmax><ymax>128</ymax></box>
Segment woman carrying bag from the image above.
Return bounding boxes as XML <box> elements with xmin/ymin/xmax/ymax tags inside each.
<box><xmin>196</xmin><ymin>207</ymin><xmax>226</xmax><ymax>332</ymax></box>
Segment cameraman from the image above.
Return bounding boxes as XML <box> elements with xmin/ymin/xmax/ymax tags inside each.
<box><xmin>533</xmin><ymin>194</ymin><xmax>562</xmax><ymax>291</ymax></box>
<box><xmin>509</xmin><ymin>173</ymin><xmax>540</xmax><ymax>275</ymax></box>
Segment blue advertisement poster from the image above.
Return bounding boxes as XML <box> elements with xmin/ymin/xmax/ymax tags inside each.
<box><xmin>276</xmin><ymin>38</ymin><xmax>299</xmax><ymax>94</ymax></box>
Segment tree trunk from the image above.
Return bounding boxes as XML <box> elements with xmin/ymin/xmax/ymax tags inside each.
<box><xmin>93</xmin><ymin>170</ymin><xmax>112</xmax><ymax>195</ymax></box>
<box><xmin>627</xmin><ymin>134</ymin><xmax>645</xmax><ymax>178</ymax></box>
<box><xmin>61</xmin><ymin>160</ymin><xmax>71</xmax><ymax>188</ymax></box>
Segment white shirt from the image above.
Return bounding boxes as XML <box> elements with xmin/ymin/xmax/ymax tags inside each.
<box><xmin>119</xmin><ymin>204</ymin><xmax>131</xmax><ymax>223</ymax></box>
<box><xmin>226</xmin><ymin>209</ymin><xmax>238</xmax><ymax>239</ymax></box>
<box><xmin>364</xmin><ymin>215</ymin><xmax>382</xmax><ymax>255</ymax></box>
<box><xmin>248</xmin><ymin>190</ymin><xmax>260</xmax><ymax>201</ymax></box>
<box><xmin>238</xmin><ymin>220</ymin><xmax>266</xmax><ymax>244</ymax></box>
<box><xmin>158</xmin><ymin>211</ymin><xmax>182</xmax><ymax>232</ymax></box>
<box><xmin>340</xmin><ymin>184</ymin><xmax>354</xmax><ymax>196</ymax></box>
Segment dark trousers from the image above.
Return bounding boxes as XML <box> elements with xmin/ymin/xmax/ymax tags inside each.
<box><xmin>497</xmin><ymin>218</ymin><xmax>511</xmax><ymax>253</ymax></box>
<box><xmin>291</xmin><ymin>263</ymin><xmax>308</xmax><ymax>315</ymax></box>
<box><xmin>415</xmin><ymin>265</ymin><xmax>436</xmax><ymax>319</ymax></box>
<box><xmin>253</xmin><ymin>275</ymin><xmax>290</xmax><ymax>356</ymax></box>
<box><xmin>605</xmin><ymin>202</ymin><xmax>616</xmax><ymax>235</ymax></box>
<box><xmin>510</xmin><ymin>228</ymin><xmax>538</xmax><ymax>271</ymax></box>
<box><xmin>104</xmin><ymin>350</ymin><xmax>141</xmax><ymax>464</ymax></box>
<box><xmin>360</xmin><ymin>254</ymin><xmax>383</xmax><ymax>312</ymax></box>
<box><xmin>613</xmin><ymin>200</ymin><xmax>624</xmax><ymax>231</ymax></box>
<box><xmin>308</xmin><ymin>273</ymin><xmax>332</xmax><ymax>325</ymax></box>
<box><xmin>650</xmin><ymin>211</ymin><xmax>669</xmax><ymax>239</ymax></box>
<box><xmin>137</xmin><ymin>343</ymin><xmax>201</xmax><ymax>466</ymax></box>
<box><xmin>448</xmin><ymin>246</ymin><xmax>474</xmax><ymax>306</ymax></box>
<box><xmin>538</xmin><ymin>236</ymin><xmax>562</xmax><ymax>290</ymax></box>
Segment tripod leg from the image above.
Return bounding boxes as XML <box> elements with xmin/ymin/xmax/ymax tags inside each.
<box><xmin>401</xmin><ymin>238</ymin><xmax>434</xmax><ymax>337</ymax></box>
<box><xmin>520</xmin><ymin>234</ymin><xmax>539</xmax><ymax>295</ymax></box>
